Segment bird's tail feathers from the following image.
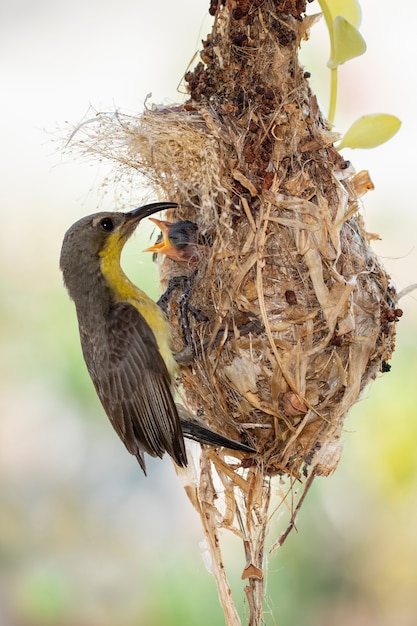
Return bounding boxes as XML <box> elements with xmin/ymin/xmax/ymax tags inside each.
<box><xmin>176</xmin><ymin>405</ymin><xmax>255</xmax><ymax>454</ymax></box>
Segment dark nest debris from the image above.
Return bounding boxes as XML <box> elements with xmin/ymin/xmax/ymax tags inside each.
<box><xmin>67</xmin><ymin>1</ymin><xmax>401</xmax><ymax>623</ymax></box>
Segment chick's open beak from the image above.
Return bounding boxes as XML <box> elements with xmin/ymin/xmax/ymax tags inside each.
<box><xmin>144</xmin><ymin>218</ymin><xmax>183</xmax><ymax>261</ymax></box>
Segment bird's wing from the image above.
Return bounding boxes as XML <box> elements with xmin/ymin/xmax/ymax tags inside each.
<box><xmin>94</xmin><ymin>302</ymin><xmax>187</xmax><ymax>472</ymax></box>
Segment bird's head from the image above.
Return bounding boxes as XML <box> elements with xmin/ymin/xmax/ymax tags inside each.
<box><xmin>60</xmin><ymin>202</ymin><xmax>177</xmax><ymax>298</ymax></box>
<box><xmin>145</xmin><ymin>218</ymin><xmax>200</xmax><ymax>263</ymax></box>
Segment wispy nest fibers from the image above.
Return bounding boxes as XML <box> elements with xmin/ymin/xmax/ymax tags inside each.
<box><xmin>68</xmin><ymin>0</ymin><xmax>400</xmax><ymax>621</ymax></box>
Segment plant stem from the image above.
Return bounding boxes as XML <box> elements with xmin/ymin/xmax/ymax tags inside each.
<box><xmin>328</xmin><ymin>66</ymin><xmax>338</xmax><ymax>125</ymax></box>
<box><xmin>317</xmin><ymin>0</ymin><xmax>338</xmax><ymax>125</ymax></box>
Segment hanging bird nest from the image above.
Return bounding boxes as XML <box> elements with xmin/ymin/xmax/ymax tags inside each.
<box><xmin>66</xmin><ymin>1</ymin><xmax>401</xmax><ymax>623</ymax></box>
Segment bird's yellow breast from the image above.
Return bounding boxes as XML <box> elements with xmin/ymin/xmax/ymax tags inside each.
<box><xmin>99</xmin><ymin>239</ymin><xmax>177</xmax><ymax>379</ymax></box>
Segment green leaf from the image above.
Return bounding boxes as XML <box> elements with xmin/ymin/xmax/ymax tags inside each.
<box><xmin>325</xmin><ymin>0</ymin><xmax>362</xmax><ymax>27</ymax></box>
<box><xmin>338</xmin><ymin>114</ymin><xmax>402</xmax><ymax>149</ymax></box>
<box><xmin>328</xmin><ymin>16</ymin><xmax>366</xmax><ymax>68</ymax></box>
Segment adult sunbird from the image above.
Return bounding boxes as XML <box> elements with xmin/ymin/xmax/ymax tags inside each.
<box><xmin>60</xmin><ymin>202</ymin><xmax>253</xmax><ymax>474</ymax></box>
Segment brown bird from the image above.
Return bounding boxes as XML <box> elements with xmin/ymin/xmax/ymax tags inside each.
<box><xmin>60</xmin><ymin>202</ymin><xmax>253</xmax><ymax>474</ymax></box>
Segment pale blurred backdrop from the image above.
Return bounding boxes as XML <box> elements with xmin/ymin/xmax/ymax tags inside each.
<box><xmin>1</xmin><ymin>1</ymin><xmax>416</xmax><ymax>624</ymax></box>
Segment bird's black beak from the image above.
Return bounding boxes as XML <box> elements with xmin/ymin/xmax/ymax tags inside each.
<box><xmin>124</xmin><ymin>202</ymin><xmax>178</xmax><ymax>223</ymax></box>
<box><xmin>122</xmin><ymin>202</ymin><xmax>178</xmax><ymax>239</ymax></box>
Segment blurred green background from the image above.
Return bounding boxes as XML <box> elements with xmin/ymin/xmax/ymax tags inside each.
<box><xmin>1</xmin><ymin>1</ymin><xmax>416</xmax><ymax>624</ymax></box>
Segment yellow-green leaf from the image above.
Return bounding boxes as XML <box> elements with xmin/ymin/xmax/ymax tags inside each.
<box><xmin>328</xmin><ymin>16</ymin><xmax>366</xmax><ymax>68</ymax></box>
<box><xmin>325</xmin><ymin>0</ymin><xmax>362</xmax><ymax>27</ymax></box>
<box><xmin>338</xmin><ymin>114</ymin><xmax>402</xmax><ymax>149</ymax></box>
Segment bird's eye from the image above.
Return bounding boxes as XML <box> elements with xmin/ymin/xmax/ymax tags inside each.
<box><xmin>99</xmin><ymin>217</ymin><xmax>114</xmax><ymax>232</ymax></box>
